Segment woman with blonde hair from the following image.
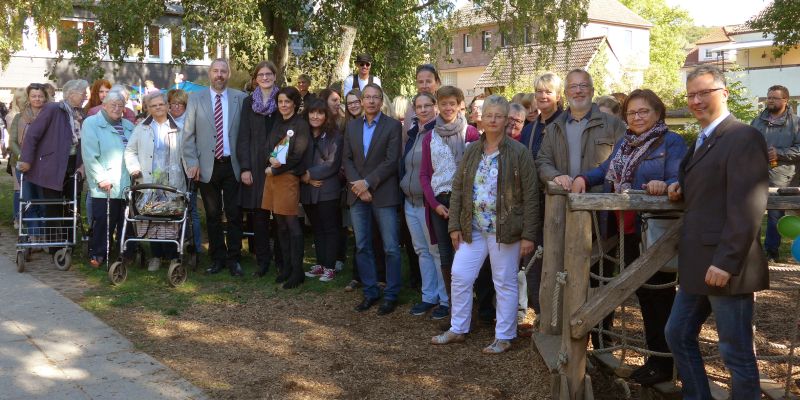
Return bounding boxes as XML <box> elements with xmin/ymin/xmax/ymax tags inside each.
<box><xmin>391</xmin><ymin>96</ymin><xmax>409</xmax><ymax>126</ymax></box>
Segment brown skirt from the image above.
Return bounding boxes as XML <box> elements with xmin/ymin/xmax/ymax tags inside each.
<box><xmin>262</xmin><ymin>173</ymin><xmax>300</xmax><ymax>216</ymax></box>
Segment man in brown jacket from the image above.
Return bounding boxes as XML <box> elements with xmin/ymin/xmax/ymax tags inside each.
<box><xmin>665</xmin><ymin>65</ymin><xmax>768</xmax><ymax>399</ymax></box>
<box><xmin>535</xmin><ymin>69</ymin><xmax>626</xmax><ymax>192</ymax></box>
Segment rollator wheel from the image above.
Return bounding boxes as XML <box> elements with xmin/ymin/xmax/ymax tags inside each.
<box><xmin>53</xmin><ymin>248</ymin><xmax>72</xmax><ymax>271</ymax></box>
<box><xmin>16</xmin><ymin>251</ymin><xmax>26</xmax><ymax>273</ymax></box>
<box><xmin>24</xmin><ymin>248</ymin><xmax>33</xmax><ymax>262</ymax></box>
<box><xmin>108</xmin><ymin>261</ymin><xmax>127</xmax><ymax>285</ymax></box>
<box><xmin>167</xmin><ymin>261</ymin><xmax>187</xmax><ymax>287</ymax></box>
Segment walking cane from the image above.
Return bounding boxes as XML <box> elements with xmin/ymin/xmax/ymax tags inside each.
<box><xmin>106</xmin><ymin>189</ymin><xmax>111</xmax><ymax>268</ymax></box>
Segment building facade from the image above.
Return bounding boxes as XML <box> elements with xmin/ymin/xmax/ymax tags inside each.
<box><xmin>0</xmin><ymin>3</ymin><xmax>221</xmax><ymax>102</ymax></box>
<box><xmin>437</xmin><ymin>0</ymin><xmax>651</xmax><ymax>103</ymax></box>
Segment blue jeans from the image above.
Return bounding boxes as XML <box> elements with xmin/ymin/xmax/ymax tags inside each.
<box><xmin>404</xmin><ymin>200</ymin><xmax>447</xmax><ymax>306</ymax></box>
<box><xmin>665</xmin><ymin>290</ymin><xmax>759</xmax><ymax>400</ymax></box>
<box><xmin>764</xmin><ymin>209</ymin><xmax>784</xmax><ymax>253</ymax></box>
<box><xmin>18</xmin><ymin>171</ymin><xmax>44</xmax><ymax>235</ymax></box>
<box><xmin>350</xmin><ymin>201</ymin><xmax>402</xmax><ymax>301</ymax></box>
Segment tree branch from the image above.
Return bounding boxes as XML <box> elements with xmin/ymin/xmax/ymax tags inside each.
<box><xmin>406</xmin><ymin>0</ymin><xmax>439</xmax><ymax>13</ymax></box>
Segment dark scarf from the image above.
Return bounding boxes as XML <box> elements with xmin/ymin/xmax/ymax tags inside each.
<box><xmin>606</xmin><ymin>121</ymin><xmax>668</xmax><ymax>193</ymax></box>
<box><xmin>252</xmin><ymin>86</ymin><xmax>278</xmax><ymax>115</ymax></box>
<box><xmin>434</xmin><ymin>114</ymin><xmax>468</xmax><ymax>164</ymax></box>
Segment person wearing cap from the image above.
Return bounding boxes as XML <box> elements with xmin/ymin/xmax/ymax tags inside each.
<box><xmin>342</xmin><ymin>54</ymin><xmax>382</xmax><ymax>97</ymax></box>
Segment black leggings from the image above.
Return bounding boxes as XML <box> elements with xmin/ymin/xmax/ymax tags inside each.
<box><xmin>275</xmin><ymin>214</ymin><xmax>303</xmax><ymax>238</ymax></box>
<box><xmin>304</xmin><ymin>199</ymin><xmax>340</xmax><ymax>268</ymax></box>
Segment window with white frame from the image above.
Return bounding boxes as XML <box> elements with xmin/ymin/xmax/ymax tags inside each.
<box><xmin>463</xmin><ymin>33</ymin><xmax>472</xmax><ymax>53</ymax></box>
<box><xmin>441</xmin><ymin>71</ymin><xmax>457</xmax><ymax>86</ymax></box>
<box><xmin>481</xmin><ymin>31</ymin><xmax>491</xmax><ymax>51</ymax></box>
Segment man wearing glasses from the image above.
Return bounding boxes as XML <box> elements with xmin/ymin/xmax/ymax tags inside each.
<box><xmin>535</xmin><ymin>68</ymin><xmax>625</xmax><ymax>349</ymax></box>
<box><xmin>342</xmin><ymin>54</ymin><xmax>382</xmax><ymax>96</ymax></box>
<box><xmin>665</xmin><ymin>64</ymin><xmax>769</xmax><ymax>400</ymax></box>
<box><xmin>751</xmin><ymin>85</ymin><xmax>800</xmax><ymax>262</ymax></box>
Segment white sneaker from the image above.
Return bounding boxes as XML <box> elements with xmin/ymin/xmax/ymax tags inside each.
<box><xmin>319</xmin><ymin>268</ymin><xmax>335</xmax><ymax>282</ymax></box>
<box><xmin>305</xmin><ymin>264</ymin><xmax>325</xmax><ymax>277</ymax></box>
<box><xmin>147</xmin><ymin>257</ymin><xmax>161</xmax><ymax>272</ymax></box>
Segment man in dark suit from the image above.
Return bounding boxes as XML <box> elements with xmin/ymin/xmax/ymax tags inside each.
<box><xmin>342</xmin><ymin>83</ymin><xmax>402</xmax><ymax>315</ymax></box>
<box><xmin>665</xmin><ymin>65</ymin><xmax>768</xmax><ymax>399</ymax></box>
<box><xmin>183</xmin><ymin>58</ymin><xmax>248</xmax><ymax>277</ymax></box>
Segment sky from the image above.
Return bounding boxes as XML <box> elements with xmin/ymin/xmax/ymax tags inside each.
<box><xmin>453</xmin><ymin>0</ymin><xmax>771</xmax><ymax>27</ymax></box>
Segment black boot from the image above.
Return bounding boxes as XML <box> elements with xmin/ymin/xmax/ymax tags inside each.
<box><xmin>282</xmin><ymin>234</ymin><xmax>305</xmax><ymax>289</ymax></box>
<box><xmin>274</xmin><ymin>236</ymin><xmax>291</xmax><ymax>283</ymax></box>
<box><xmin>253</xmin><ymin>262</ymin><xmax>269</xmax><ymax>277</ymax></box>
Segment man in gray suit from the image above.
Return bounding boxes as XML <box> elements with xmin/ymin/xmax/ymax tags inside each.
<box><xmin>183</xmin><ymin>58</ymin><xmax>248</xmax><ymax>276</ymax></box>
<box><xmin>665</xmin><ymin>65</ymin><xmax>768</xmax><ymax>399</ymax></box>
<box><xmin>343</xmin><ymin>83</ymin><xmax>403</xmax><ymax>315</ymax></box>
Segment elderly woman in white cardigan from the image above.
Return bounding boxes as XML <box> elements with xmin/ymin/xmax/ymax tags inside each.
<box><xmin>124</xmin><ymin>92</ymin><xmax>186</xmax><ymax>271</ymax></box>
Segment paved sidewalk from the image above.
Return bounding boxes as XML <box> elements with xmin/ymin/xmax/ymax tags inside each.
<box><xmin>0</xmin><ymin>263</ymin><xmax>208</xmax><ymax>400</ymax></box>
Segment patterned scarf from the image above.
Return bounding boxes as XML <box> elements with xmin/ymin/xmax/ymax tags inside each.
<box><xmin>60</xmin><ymin>101</ymin><xmax>84</xmax><ymax>146</ymax></box>
<box><xmin>605</xmin><ymin>120</ymin><xmax>668</xmax><ymax>193</ymax></box>
<box><xmin>252</xmin><ymin>86</ymin><xmax>278</xmax><ymax>115</ymax></box>
<box><xmin>434</xmin><ymin>114</ymin><xmax>468</xmax><ymax>164</ymax></box>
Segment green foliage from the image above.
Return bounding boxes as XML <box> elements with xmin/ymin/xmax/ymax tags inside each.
<box><xmin>748</xmin><ymin>0</ymin><xmax>800</xmax><ymax>58</ymax></box>
<box><xmin>726</xmin><ymin>73</ymin><xmax>758</xmax><ymax>123</ymax></box>
<box><xmin>619</xmin><ymin>0</ymin><xmax>696</xmax><ymax>103</ymax></box>
<box><xmin>0</xmin><ymin>0</ymin><xmax>71</xmax><ymax>68</ymax></box>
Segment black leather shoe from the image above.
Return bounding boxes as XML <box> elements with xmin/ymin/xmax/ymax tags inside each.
<box><xmin>377</xmin><ymin>300</ymin><xmax>398</xmax><ymax>316</ymax></box>
<box><xmin>633</xmin><ymin>367</ymin><xmax>672</xmax><ymax>386</ymax></box>
<box><xmin>229</xmin><ymin>262</ymin><xmax>244</xmax><ymax>277</ymax></box>
<box><xmin>206</xmin><ymin>262</ymin><xmax>224</xmax><ymax>274</ymax></box>
<box><xmin>354</xmin><ymin>297</ymin><xmax>379</xmax><ymax>312</ymax></box>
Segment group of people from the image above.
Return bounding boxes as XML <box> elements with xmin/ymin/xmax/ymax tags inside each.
<box><xmin>8</xmin><ymin>50</ymin><xmax>797</xmax><ymax>397</ymax></box>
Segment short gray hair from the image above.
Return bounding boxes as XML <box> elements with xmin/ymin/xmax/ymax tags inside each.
<box><xmin>143</xmin><ymin>91</ymin><xmax>167</xmax><ymax>106</ymax></box>
<box><xmin>62</xmin><ymin>79</ymin><xmax>89</xmax><ymax>97</ymax></box>
<box><xmin>109</xmin><ymin>84</ymin><xmax>130</xmax><ymax>101</ymax></box>
<box><xmin>508</xmin><ymin>103</ymin><xmax>527</xmax><ymax>119</ymax></box>
<box><xmin>482</xmin><ymin>94</ymin><xmax>509</xmax><ymax>115</ymax></box>
<box><xmin>565</xmin><ymin>69</ymin><xmax>594</xmax><ymax>90</ymax></box>
<box><xmin>686</xmin><ymin>65</ymin><xmax>726</xmax><ymax>87</ymax></box>
<box><xmin>102</xmin><ymin>90</ymin><xmax>126</xmax><ymax>105</ymax></box>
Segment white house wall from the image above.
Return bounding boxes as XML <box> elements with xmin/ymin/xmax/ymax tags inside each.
<box><xmin>581</xmin><ymin>22</ymin><xmax>650</xmax><ymax>71</ymax></box>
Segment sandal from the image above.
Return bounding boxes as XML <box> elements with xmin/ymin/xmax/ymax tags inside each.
<box><xmin>482</xmin><ymin>339</ymin><xmax>512</xmax><ymax>354</ymax></box>
<box><xmin>89</xmin><ymin>257</ymin><xmax>104</xmax><ymax>269</ymax></box>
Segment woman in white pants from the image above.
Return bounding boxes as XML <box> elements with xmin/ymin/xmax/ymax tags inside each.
<box><xmin>431</xmin><ymin>95</ymin><xmax>540</xmax><ymax>354</ymax></box>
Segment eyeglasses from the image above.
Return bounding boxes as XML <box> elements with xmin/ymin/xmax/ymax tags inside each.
<box><xmin>567</xmin><ymin>83</ymin><xmax>592</xmax><ymax>92</ymax></box>
<box><xmin>108</xmin><ymin>104</ymin><xmax>125</xmax><ymax>110</ymax></box>
<box><xmin>415</xmin><ymin>103</ymin><xmax>435</xmax><ymax>110</ymax></box>
<box><xmin>256</xmin><ymin>72</ymin><xmax>275</xmax><ymax>78</ymax></box>
<box><xmin>508</xmin><ymin>117</ymin><xmax>525</xmax><ymax>126</ymax></box>
<box><xmin>169</xmin><ymin>103</ymin><xmax>185</xmax><ymax>107</ymax></box>
<box><xmin>29</xmin><ymin>83</ymin><xmax>46</xmax><ymax>90</ymax></box>
<box><xmin>358</xmin><ymin>62</ymin><xmax>371</xmax><ymax>67</ymax></box>
<box><xmin>625</xmin><ymin>108</ymin><xmax>652</xmax><ymax>119</ymax></box>
<box><xmin>685</xmin><ymin>88</ymin><xmax>723</xmax><ymax>100</ymax></box>
<box><xmin>346</xmin><ymin>100</ymin><xmax>361</xmax><ymax>106</ymax></box>
<box><xmin>362</xmin><ymin>95</ymin><xmax>382</xmax><ymax>101</ymax></box>
<box><xmin>767</xmin><ymin>96</ymin><xmax>787</xmax><ymax>101</ymax></box>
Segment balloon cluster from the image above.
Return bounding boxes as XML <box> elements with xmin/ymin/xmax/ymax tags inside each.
<box><xmin>778</xmin><ymin>216</ymin><xmax>800</xmax><ymax>260</ymax></box>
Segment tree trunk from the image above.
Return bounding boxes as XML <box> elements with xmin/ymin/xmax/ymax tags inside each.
<box><xmin>333</xmin><ymin>25</ymin><xmax>357</xmax><ymax>86</ymax></box>
<box><xmin>258</xmin><ymin>5</ymin><xmax>290</xmax><ymax>86</ymax></box>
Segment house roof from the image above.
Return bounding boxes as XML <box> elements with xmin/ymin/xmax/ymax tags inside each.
<box><xmin>452</xmin><ymin>0</ymin><xmax>651</xmax><ymax>30</ymax></box>
<box><xmin>724</xmin><ymin>23</ymin><xmax>759</xmax><ymax>36</ymax></box>
<box><xmin>475</xmin><ymin>36</ymin><xmax>612</xmax><ymax>88</ymax></box>
<box><xmin>696</xmin><ymin>27</ymin><xmax>730</xmax><ymax>44</ymax></box>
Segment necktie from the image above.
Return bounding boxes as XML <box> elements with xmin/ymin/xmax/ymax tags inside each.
<box><xmin>214</xmin><ymin>93</ymin><xmax>224</xmax><ymax>159</ymax></box>
<box><xmin>695</xmin><ymin>131</ymin><xmax>707</xmax><ymax>150</ymax></box>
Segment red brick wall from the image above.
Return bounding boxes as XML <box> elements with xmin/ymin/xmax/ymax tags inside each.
<box><xmin>437</xmin><ymin>25</ymin><xmax>500</xmax><ymax>70</ymax></box>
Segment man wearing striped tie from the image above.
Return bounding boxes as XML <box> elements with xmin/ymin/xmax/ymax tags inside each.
<box><xmin>183</xmin><ymin>58</ymin><xmax>248</xmax><ymax>276</ymax></box>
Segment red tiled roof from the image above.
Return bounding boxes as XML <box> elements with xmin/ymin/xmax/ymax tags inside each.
<box><xmin>696</xmin><ymin>27</ymin><xmax>730</xmax><ymax>44</ymax></box>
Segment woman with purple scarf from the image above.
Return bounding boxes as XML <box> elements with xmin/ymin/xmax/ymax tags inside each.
<box><xmin>237</xmin><ymin>61</ymin><xmax>280</xmax><ymax>277</ymax></box>
<box><xmin>571</xmin><ymin>89</ymin><xmax>687</xmax><ymax>386</ymax></box>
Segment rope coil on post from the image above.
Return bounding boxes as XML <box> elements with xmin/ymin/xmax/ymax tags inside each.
<box><xmin>551</xmin><ymin>271</ymin><xmax>568</xmax><ymax>329</ymax></box>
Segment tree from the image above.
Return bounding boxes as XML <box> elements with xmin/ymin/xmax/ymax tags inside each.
<box><xmin>2</xmin><ymin>0</ymin><xmax>593</xmax><ymax>96</ymax></box>
<box><xmin>748</xmin><ymin>0</ymin><xmax>800</xmax><ymax>58</ymax></box>
<box><xmin>619</xmin><ymin>0</ymin><xmax>696</xmax><ymax>103</ymax></box>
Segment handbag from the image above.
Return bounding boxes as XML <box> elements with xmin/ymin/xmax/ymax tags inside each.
<box><xmin>640</xmin><ymin>212</ymin><xmax>681</xmax><ymax>273</ymax></box>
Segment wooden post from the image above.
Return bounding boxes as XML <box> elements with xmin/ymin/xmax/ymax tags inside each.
<box><xmin>561</xmin><ymin>209</ymin><xmax>592</xmax><ymax>399</ymax></box>
<box><xmin>540</xmin><ymin>183</ymin><xmax>567</xmax><ymax>334</ymax></box>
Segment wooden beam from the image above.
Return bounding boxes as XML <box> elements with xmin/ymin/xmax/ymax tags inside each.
<box><xmin>561</xmin><ymin>210</ymin><xmax>593</xmax><ymax>400</ymax></box>
<box><xmin>533</xmin><ymin>332</ymin><xmax>562</xmax><ymax>371</ymax></box>
<box><xmin>568</xmin><ymin>192</ymin><xmax>800</xmax><ymax>211</ymax></box>
<box><xmin>540</xmin><ymin>192</ymin><xmax>567</xmax><ymax>335</ymax></box>
<box><xmin>569</xmin><ymin>218</ymin><xmax>682</xmax><ymax>339</ymax></box>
